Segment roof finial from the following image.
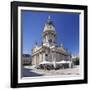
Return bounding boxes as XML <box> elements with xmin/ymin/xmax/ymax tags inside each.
<box><xmin>48</xmin><ymin>16</ymin><xmax>51</xmax><ymax>20</ymax></box>
<box><xmin>60</xmin><ymin>43</ymin><xmax>63</xmax><ymax>47</ymax></box>
<box><xmin>35</xmin><ymin>41</ymin><xmax>38</xmax><ymax>45</ymax></box>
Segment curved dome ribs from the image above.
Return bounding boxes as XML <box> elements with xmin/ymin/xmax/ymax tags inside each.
<box><xmin>43</xmin><ymin>16</ymin><xmax>56</xmax><ymax>33</ymax></box>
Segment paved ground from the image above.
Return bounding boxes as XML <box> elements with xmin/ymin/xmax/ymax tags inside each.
<box><xmin>22</xmin><ymin>65</ymin><xmax>80</xmax><ymax>77</ymax></box>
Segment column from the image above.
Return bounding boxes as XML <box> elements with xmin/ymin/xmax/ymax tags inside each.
<box><xmin>41</xmin><ymin>52</ymin><xmax>43</xmax><ymax>62</ymax></box>
<box><xmin>52</xmin><ymin>51</ymin><xmax>56</xmax><ymax>68</ymax></box>
<box><xmin>34</xmin><ymin>55</ymin><xmax>36</xmax><ymax>65</ymax></box>
<box><xmin>43</xmin><ymin>52</ymin><xmax>45</xmax><ymax>61</ymax></box>
<box><xmin>51</xmin><ymin>51</ymin><xmax>54</xmax><ymax>62</ymax></box>
<box><xmin>36</xmin><ymin>54</ymin><xmax>39</xmax><ymax>65</ymax></box>
<box><xmin>40</xmin><ymin>52</ymin><xmax>42</xmax><ymax>63</ymax></box>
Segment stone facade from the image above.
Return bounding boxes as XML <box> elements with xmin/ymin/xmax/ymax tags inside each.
<box><xmin>32</xmin><ymin>16</ymin><xmax>71</xmax><ymax>67</ymax></box>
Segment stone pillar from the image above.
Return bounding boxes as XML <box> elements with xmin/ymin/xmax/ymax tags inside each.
<box><xmin>39</xmin><ymin>53</ymin><xmax>41</xmax><ymax>63</ymax></box>
<box><xmin>40</xmin><ymin>53</ymin><xmax>42</xmax><ymax>62</ymax></box>
<box><xmin>41</xmin><ymin>52</ymin><xmax>43</xmax><ymax>62</ymax></box>
<box><xmin>43</xmin><ymin>52</ymin><xmax>45</xmax><ymax>61</ymax></box>
<box><xmin>35</xmin><ymin>55</ymin><xmax>37</xmax><ymax>65</ymax></box>
<box><xmin>37</xmin><ymin>54</ymin><xmax>39</xmax><ymax>65</ymax></box>
<box><xmin>51</xmin><ymin>51</ymin><xmax>54</xmax><ymax>62</ymax></box>
<box><xmin>34</xmin><ymin>55</ymin><xmax>36</xmax><ymax>66</ymax></box>
<box><xmin>52</xmin><ymin>51</ymin><xmax>56</xmax><ymax>68</ymax></box>
<box><xmin>36</xmin><ymin>54</ymin><xmax>39</xmax><ymax>65</ymax></box>
<box><xmin>69</xmin><ymin>62</ymin><xmax>71</xmax><ymax>68</ymax></box>
<box><xmin>54</xmin><ymin>52</ymin><xmax>56</xmax><ymax>68</ymax></box>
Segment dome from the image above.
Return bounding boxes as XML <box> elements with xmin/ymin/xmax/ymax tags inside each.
<box><xmin>43</xmin><ymin>16</ymin><xmax>56</xmax><ymax>33</ymax></box>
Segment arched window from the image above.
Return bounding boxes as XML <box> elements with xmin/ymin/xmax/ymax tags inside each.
<box><xmin>45</xmin><ymin>54</ymin><xmax>48</xmax><ymax>61</ymax></box>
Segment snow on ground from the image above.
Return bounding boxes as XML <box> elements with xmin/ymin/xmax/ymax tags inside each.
<box><xmin>22</xmin><ymin>65</ymin><xmax>80</xmax><ymax>77</ymax></box>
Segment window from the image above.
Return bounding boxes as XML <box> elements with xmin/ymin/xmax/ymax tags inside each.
<box><xmin>49</xmin><ymin>39</ymin><xmax>52</xmax><ymax>43</ymax></box>
<box><xmin>45</xmin><ymin>54</ymin><xmax>48</xmax><ymax>56</ymax></box>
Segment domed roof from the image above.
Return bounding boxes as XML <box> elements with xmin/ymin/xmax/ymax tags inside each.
<box><xmin>43</xmin><ymin>16</ymin><xmax>56</xmax><ymax>33</ymax></box>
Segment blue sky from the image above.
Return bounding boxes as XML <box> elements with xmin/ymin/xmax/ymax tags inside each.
<box><xmin>21</xmin><ymin>10</ymin><xmax>79</xmax><ymax>56</ymax></box>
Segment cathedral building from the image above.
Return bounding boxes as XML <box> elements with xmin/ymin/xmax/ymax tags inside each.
<box><xmin>32</xmin><ymin>16</ymin><xmax>72</xmax><ymax>68</ymax></box>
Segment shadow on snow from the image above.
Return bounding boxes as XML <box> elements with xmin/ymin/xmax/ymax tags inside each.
<box><xmin>22</xmin><ymin>67</ymin><xmax>44</xmax><ymax>77</ymax></box>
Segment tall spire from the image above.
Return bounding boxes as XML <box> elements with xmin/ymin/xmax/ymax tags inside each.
<box><xmin>48</xmin><ymin>16</ymin><xmax>51</xmax><ymax>20</ymax></box>
<box><xmin>35</xmin><ymin>41</ymin><xmax>38</xmax><ymax>46</ymax></box>
<box><xmin>48</xmin><ymin>16</ymin><xmax>51</xmax><ymax>22</ymax></box>
<box><xmin>47</xmin><ymin>16</ymin><xmax>52</xmax><ymax>25</ymax></box>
